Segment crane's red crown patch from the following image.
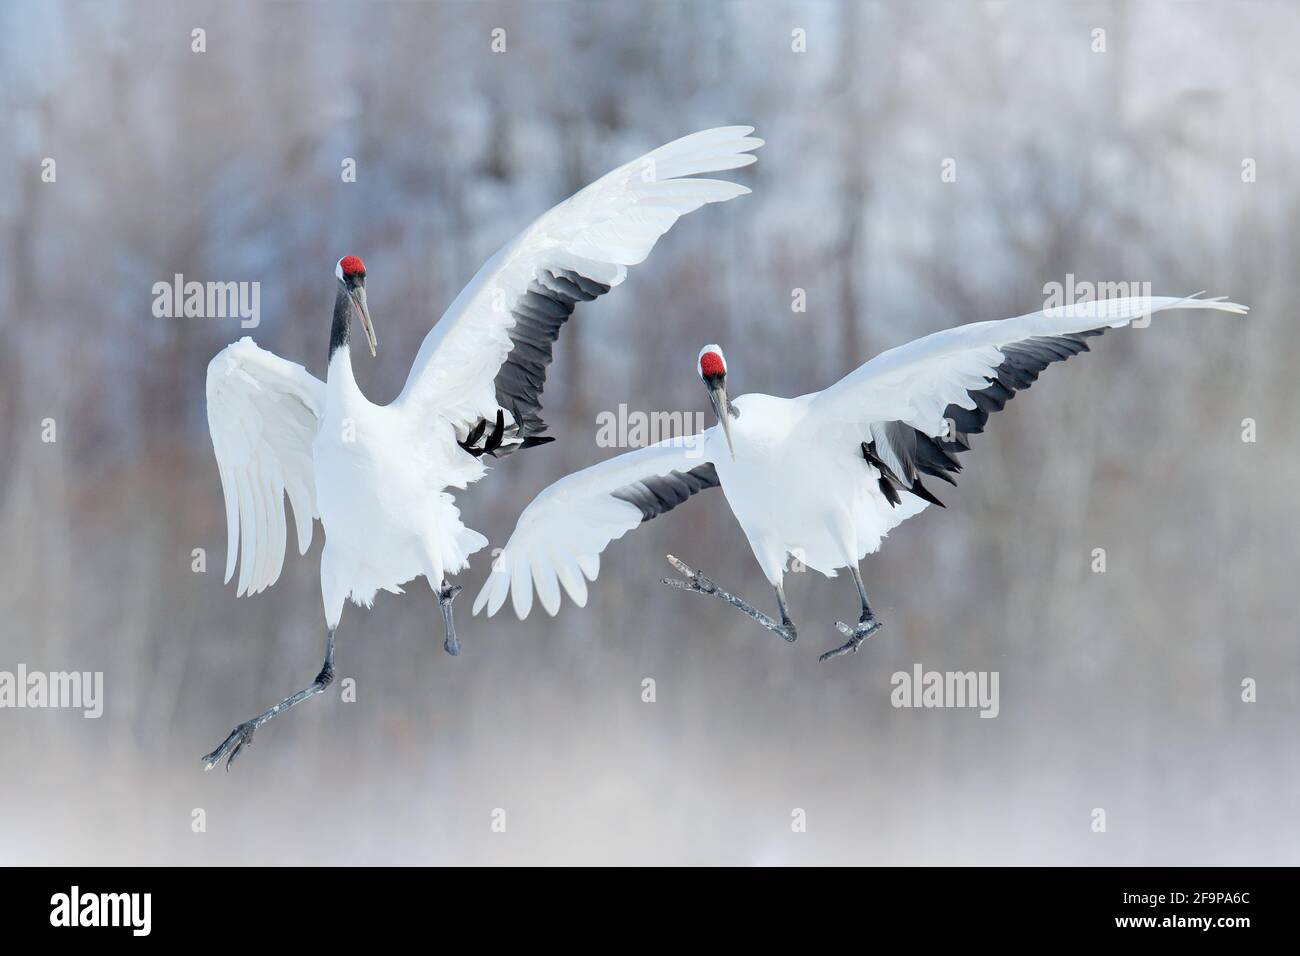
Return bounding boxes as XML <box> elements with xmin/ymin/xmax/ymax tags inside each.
<box><xmin>699</xmin><ymin>351</ymin><xmax>725</xmax><ymax>378</ymax></box>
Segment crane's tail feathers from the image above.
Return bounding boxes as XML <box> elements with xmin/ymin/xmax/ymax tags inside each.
<box><xmin>445</xmin><ymin>527</ymin><xmax>488</xmax><ymax>576</ymax></box>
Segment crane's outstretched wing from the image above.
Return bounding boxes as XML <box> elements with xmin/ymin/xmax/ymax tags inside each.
<box><xmin>809</xmin><ymin>295</ymin><xmax>1248</xmax><ymax>507</ymax></box>
<box><xmin>206</xmin><ymin>337</ymin><xmax>325</xmax><ymax>597</ymax></box>
<box><xmin>396</xmin><ymin>127</ymin><xmax>762</xmax><ymax>453</ymax></box>
<box><xmin>473</xmin><ymin>433</ymin><xmax>718</xmax><ymax>619</ymax></box>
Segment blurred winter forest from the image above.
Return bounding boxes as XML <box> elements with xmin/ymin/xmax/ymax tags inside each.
<box><xmin>1</xmin><ymin>0</ymin><xmax>1297</xmax><ymax>865</ymax></box>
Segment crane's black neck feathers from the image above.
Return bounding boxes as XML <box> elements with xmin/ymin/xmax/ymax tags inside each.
<box><xmin>329</xmin><ymin>282</ymin><xmax>352</xmax><ymax>360</ymax></box>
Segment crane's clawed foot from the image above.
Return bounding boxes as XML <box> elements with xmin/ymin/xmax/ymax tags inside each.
<box><xmin>661</xmin><ymin>555</ymin><xmax>798</xmax><ymax>643</ymax></box>
<box><xmin>439</xmin><ymin>582</ymin><xmax>463</xmax><ymax>656</ymax></box>
<box><xmin>661</xmin><ymin>554</ymin><xmax>719</xmax><ymax>595</ymax></box>
<box><xmin>819</xmin><ymin>616</ymin><xmax>884</xmax><ymax>663</ymax></box>
<box><xmin>202</xmin><ymin>720</ymin><xmax>256</xmax><ymax>772</ymax></box>
<box><xmin>201</xmin><ymin>630</ymin><xmax>337</xmax><ymax>772</ymax></box>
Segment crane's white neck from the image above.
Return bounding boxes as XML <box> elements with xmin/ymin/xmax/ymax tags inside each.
<box><xmin>327</xmin><ymin>343</ymin><xmax>364</xmax><ymax>407</ymax></box>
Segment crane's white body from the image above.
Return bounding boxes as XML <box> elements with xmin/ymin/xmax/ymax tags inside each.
<box><xmin>312</xmin><ymin>351</ymin><xmax>487</xmax><ymax>627</ymax></box>
<box><xmin>205</xmin><ymin>127</ymin><xmax>763</xmax><ymax>630</ymax></box>
<box><xmin>711</xmin><ymin>393</ymin><xmax>928</xmax><ymax>586</ymax></box>
<box><xmin>476</xmin><ymin>294</ymin><xmax>1248</xmax><ymax>620</ymax></box>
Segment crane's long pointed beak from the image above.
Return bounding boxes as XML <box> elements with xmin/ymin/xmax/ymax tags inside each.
<box><xmin>708</xmin><ymin>383</ymin><xmax>736</xmax><ymax>461</ymax></box>
<box><xmin>350</xmin><ymin>286</ymin><xmax>377</xmax><ymax>357</ymax></box>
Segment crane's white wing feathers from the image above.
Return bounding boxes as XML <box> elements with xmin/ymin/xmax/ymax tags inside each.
<box><xmin>814</xmin><ymin>295</ymin><xmax>1248</xmax><ymax>437</ymax></box>
<box><xmin>206</xmin><ymin>337</ymin><xmax>324</xmax><ymax>597</ymax></box>
<box><xmin>473</xmin><ymin>433</ymin><xmax>718</xmax><ymax>619</ymax></box>
<box><xmin>808</xmin><ymin>295</ymin><xmax>1247</xmax><ymax>508</ymax></box>
<box><xmin>396</xmin><ymin>128</ymin><xmax>762</xmax><ymax>441</ymax></box>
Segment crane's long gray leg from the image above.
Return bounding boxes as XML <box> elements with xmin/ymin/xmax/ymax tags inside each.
<box><xmin>439</xmin><ymin>582</ymin><xmax>463</xmax><ymax>656</ymax></box>
<box><xmin>851</xmin><ymin>564</ymin><xmax>874</xmax><ymax>622</ymax></box>
<box><xmin>819</xmin><ymin>563</ymin><xmax>884</xmax><ymax>662</ymax></box>
<box><xmin>661</xmin><ymin>555</ymin><xmax>797</xmax><ymax>643</ymax></box>
<box><xmin>775</xmin><ymin>584</ymin><xmax>795</xmax><ymax>633</ymax></box>
<box><xmin>201</xmin><ymin>628</ymin><xmax>337</xmax><ymax>771</ymax></box>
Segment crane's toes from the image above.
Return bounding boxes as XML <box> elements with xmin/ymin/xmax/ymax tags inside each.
<box><xmin>672</xmin><ymin>577</ymin><xmax>716</xmax><ymax>596</ymax></box>
<box><xmin>777</xmin><ymin>622</ymin><xmax>798</xmax><ymax>643</ymax></box>
<box><xmin>819</xmin><ymin>617</ymin><xmax>883</xmax><ymax>662</ymax></box>
<box><xmin>202</xmin><ymin>720</ymin><xmax>257</xmax><ymax>772</ymax></box>
<box><xmin>444</xmin><ymin>634</ymin><xmax>461</xmax><ymax>656</ymax></box>
<box><xmin>661</xmin><ymin>555</ymin><xmax>717</xmax><ymax>595</ymax></box>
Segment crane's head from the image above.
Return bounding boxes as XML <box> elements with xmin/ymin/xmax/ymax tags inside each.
<box><xmin>335</xmin><ymin>255</ymin><xmax>377</xmax><ymax>357</ymax></box>
<box><xmin>697</xmin><ymin>344</ymin><xmax>736</xmax><ymax>461</ymax></box>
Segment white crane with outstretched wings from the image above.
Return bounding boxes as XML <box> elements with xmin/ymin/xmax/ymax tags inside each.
<box><xmin>477</xmin><ymin>295</ymin><xmax>1247</xmax><ymax>663</ymax></box>
<box><xmin>201</xmin><ymin>127</ymin><xmax>763</xmax><ymax>769</ymax></box>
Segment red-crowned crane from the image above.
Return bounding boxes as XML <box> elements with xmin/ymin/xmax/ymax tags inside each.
<box><xmin>201</xmin><ymin>127</ymin><xmax>762</xmax><ymax>769</ymax></box>
<box><xmin>474</xmin><ymin>295</ymin><xmax>1247</xmax><ymax>661</ymax></box>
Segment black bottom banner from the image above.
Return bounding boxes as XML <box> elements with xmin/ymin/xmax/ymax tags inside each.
<box><xmin>0</xmin><ymin>866</ymin><xmax>1280</xmax><ymax>941</ymax></box>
